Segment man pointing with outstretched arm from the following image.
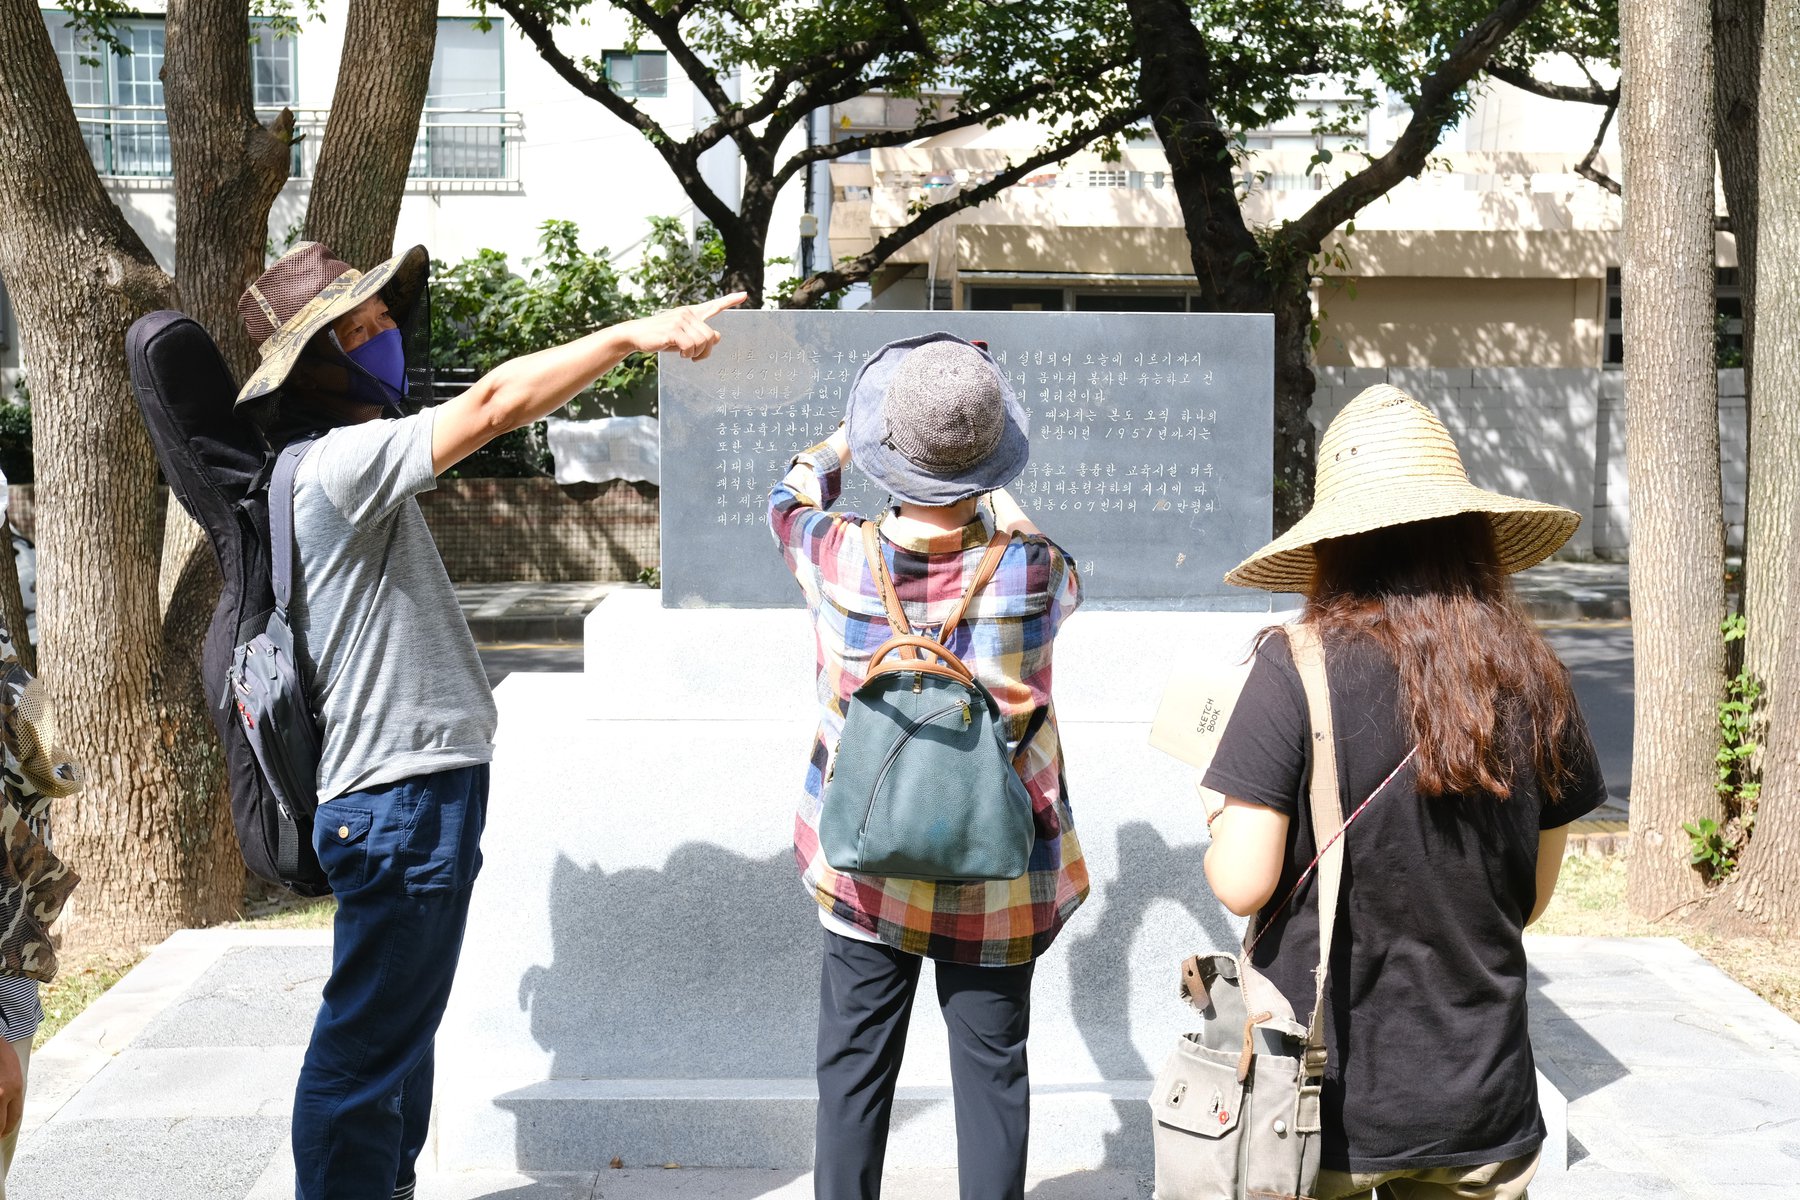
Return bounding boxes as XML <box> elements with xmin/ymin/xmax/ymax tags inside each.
<box><xmin>233</xmin><ymin>240</ymin><xmax>742</xmax><ymax>1200</ymax></box>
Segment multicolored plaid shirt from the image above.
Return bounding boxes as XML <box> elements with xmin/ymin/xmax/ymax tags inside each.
<box><xmin>769</xmin><ymin>440</ymin><xmax>1088</xmax><ymax>967</ymax></box>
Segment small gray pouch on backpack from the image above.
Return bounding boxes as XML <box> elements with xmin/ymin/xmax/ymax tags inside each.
<box><xmin>228</xmin><ymin>439</ymin><xmax>323</xmax><ymax>825</ymax></box>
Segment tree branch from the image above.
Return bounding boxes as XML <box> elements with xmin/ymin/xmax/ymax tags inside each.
<box><xmin>496</xmin><ymin>1</ymin><xmax>668</xmax><ymax>142</ymax></box>
<box><xmin>1575</xmin><ymin>98</ymin><xmax>1621</xmax><ymax>196</ymax></box>
<box><xmin>1486</xmin><ymin>60</ymin><xmax>1617</xmax><ymax>105</ymax></box>
<box><xmin>1281</xmin><ymin>0</ymin><xmax>1548</xmax><ymax>253</ymax></box>
<box><xmin>610</xmin><ymin>0</ymin><xmax>740</xmax><ymax>127</ymax></box>
<box><xmin>494</xmin><ymin>0</ymin><xmax>741</xmax><ymax>235</ymax></box>
<box><xmin>782</xmin><ymin>104</ymin><xmax>1147</xmax><ymax>308</ymax></box>
<box><xmin>688</xmin><ymin>40</ymin><xmax>891</xmax><ymax>159</ymax></box>
<box><xmin>771</xmin><ymin>69</ymin><xmax>1116</xmax><ymax>193</ymax></box>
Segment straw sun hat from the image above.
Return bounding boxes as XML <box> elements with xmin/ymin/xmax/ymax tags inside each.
<box><xmin>1225</xmin><ymin>384</ymin><xmax>1581</xmax><ymax>591</ymax></box>
<box><xmin>234</xmin><ymin>241</ymin><xmax>428</xmax><ymax>408</ymax></box>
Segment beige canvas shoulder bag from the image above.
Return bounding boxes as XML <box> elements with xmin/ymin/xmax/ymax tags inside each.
<box><xmin>1149</xmin><ymin>623</ymin><xmax>1416</xmax><ymax>1200</ymax></box>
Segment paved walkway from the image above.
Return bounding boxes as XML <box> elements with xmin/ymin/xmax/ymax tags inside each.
<box><xmin>11</xmin><ymin>929</ymin><xmax>1795</xmax><ymax>1199</ymax></box>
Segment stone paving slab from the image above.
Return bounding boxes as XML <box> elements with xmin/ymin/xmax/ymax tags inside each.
<box><xmin>251</xmin><ymin>1165</ymin><xmax>1150</xmax><ymax>1200</ymax></box>
<box><xmin>132</xmin><ymin>943</ymin><xmax>329</xmax><ymax>1049</ymax></box>
<box><xmin>11</xmin><ymin>1115</ymin><xmax>287</xmax><ymax>1200</ymax></box>
<box><xmin>14</xmin><ymin>905</ymin><xmax>1798</xmax><ymax>1199</ymax></box>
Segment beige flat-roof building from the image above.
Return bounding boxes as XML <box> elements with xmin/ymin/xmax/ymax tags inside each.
<box><xmin>828</xmin><ymin>82</ymin><xmax>1744</xmax><ymax>560</ymax></box>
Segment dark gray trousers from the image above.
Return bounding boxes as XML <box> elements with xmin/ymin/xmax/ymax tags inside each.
<box><xmin>814</xmin><ymin>929</ymin><xmax>1035</xmax><ymax>1200</ymax></box>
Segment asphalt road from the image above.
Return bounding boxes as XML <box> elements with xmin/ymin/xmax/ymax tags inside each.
<box><xmin>1541</xmin><ymin>623</ymin><xmax>1634</xmax><ymax>805</ymax></box>
<box><xmin>479</xmin><ymin>621</ymin><xmax>1638</xmax><ymax>805</ymax></box>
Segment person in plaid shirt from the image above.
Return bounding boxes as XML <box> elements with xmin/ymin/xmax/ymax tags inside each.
<box><xmin>769</xmin><ymin>333</ymin><xmax>1086</xmax><ymax>1200</ymax></box>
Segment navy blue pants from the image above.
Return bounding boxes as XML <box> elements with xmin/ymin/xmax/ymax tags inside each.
<box><xmin>814</xmin><ymin>930</ymin><xmax>1035</xmax><ymax>1200</ymax></box>
<box><xmin>292</xmin><ymin>765</ymin><xmax>488</xmax><ymax>1200</ymax></box>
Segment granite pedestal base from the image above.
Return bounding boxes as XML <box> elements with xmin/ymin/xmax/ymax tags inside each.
<box><xmin>430</xmin><ymin>591</ymin><xmax>1566</xmax><ymax>1175</ymax></box>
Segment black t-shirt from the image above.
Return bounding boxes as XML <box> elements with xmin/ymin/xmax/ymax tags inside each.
<box><xmin>1203</xmin><ymin>631</ymin><xmax>1606</xmax><ymax>1173</ymax></box>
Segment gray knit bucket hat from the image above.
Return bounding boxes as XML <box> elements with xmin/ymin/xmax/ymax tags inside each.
<box><xmin>844</xmin><ymin>332</ymin><xmax>1030</xmax><ymax>506</ymax></box>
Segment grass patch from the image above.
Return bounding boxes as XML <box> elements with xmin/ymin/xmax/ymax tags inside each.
<box><xmin>37</xmin><ymin>950</ymin><xmax>141</xmax><ymax>1050</ymax></box>
<box><xmin>229</xmin><ymin>895</ymin><xmax>336</xmax><ymax>930</ymax></box>
<box><xmin>1534</xmin><ymin>853</ymin><xmax>1800</xmax><ymax>1022</ymax></box>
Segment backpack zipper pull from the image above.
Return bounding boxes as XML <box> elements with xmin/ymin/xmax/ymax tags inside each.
<box><xmin>961</xmin><ymin>701</ymin><xmax>972</xmax><ymax>726</ymax></box>
<box><xmin>913</xmin><ymin>671</ymin><xmax>923</xmax><ymax>693</ymax></box>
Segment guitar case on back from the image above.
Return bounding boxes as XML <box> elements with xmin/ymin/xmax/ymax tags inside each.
<box><xmin>126</xmin><ymin>310</ymin><xmax>330</xmax><ymax>896</ymax></box>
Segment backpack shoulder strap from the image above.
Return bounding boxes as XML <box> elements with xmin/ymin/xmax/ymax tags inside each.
<box><xmin>1282</xmin><ymin>621</ymin><xmax>1343</xmax><ymax>1081</ymax></box>
<box><xmin>861</xmin><ymin>521</ymin><xmax>1013</xmax><ymax>657</ymax></box>
<box><xmin>861</xmin><ymin>520</ymin><xmax>912</xmax><ymax>642</ymax></box>
<box><xmin>937</xmin><ymin>529</ymin><xmax>1012</xmax><ymax>647</ymax></box>
<box><xmin>269</xmin><ymin>437</ymin><xmax>319</xmax><ymax>617</ymax></box>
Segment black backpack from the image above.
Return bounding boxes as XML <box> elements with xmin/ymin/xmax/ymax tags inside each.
<box><xmin>127</xmin><ymin>311</ymin><xmax>330</xmax><ymax>896</ymax></box>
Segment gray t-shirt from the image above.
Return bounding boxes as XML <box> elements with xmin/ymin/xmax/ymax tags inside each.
<box><xmin>292</xmin><ymin>411</ymin><xmax>497</xmax><ymax>801</ymax></box>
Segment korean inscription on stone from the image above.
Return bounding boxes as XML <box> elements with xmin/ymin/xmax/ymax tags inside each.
<box><xmin>660</xmin><ymin>311</ymin><xmax>1274</xmax><ymax>610</ymax></box>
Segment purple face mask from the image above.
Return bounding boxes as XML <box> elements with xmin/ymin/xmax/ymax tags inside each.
<box><xmin>346</xmin><ymin>327</ymin><xmax>408</xmax><ymax>405</ymax></box>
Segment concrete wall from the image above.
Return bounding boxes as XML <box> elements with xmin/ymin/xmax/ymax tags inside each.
<box><xmin>9</xmin><ymin>479</ymin><xmax>658</xmax><ymax>583</ymax></box>
<box><xmin>1312</xmin><ymin>367</ymin><xmax>1748</xmax><ymax>559</ymax></box>
<box><xmin>1313</xmin><ymin>276</ymin><xmax>1607</xmax><ymax>370</ymax></box>
<box><xmin>417</xmin><ymin>478</ymin><xmax>658</xmax><ymax>583</ymax></box>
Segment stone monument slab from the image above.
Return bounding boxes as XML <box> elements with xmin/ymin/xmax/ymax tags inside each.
<box><xmin>659</xmin><ymin>311</ymin><xmax>1274</xmax><ymax>609</ymax></box>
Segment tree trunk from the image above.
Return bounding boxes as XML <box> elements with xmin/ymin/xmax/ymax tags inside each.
<box><xmin>1618</xmin><ymin>0</ymin><xmax>1727</xmax><ymax>919</ymax></box>
<box><xmin>1713</xmin><ymin>0</ymin><xmax>1799</xmax><ymax>931</ymax></box>
<box><xmin>1126</xmin><ymin>0</ymin><xmax>1315</xmax><ymax>530</ymax></box>
<box><xmin>719</xmin><ymin>214</ymin><xmax>769</xmax><ymax>309</ymax></box>
<box><xmin>1714</xmin><ymin>0</ymin><xmax>1759</xmax><ymax>408</ymax></box>
<box><xmin>1727</xmin><ymin>0</ymin><xmax>1793</xmax><ymax>695</ymax></box>
<box><xmin>1269</xmin><ymin>281</ymin><xmax>1320</xmax><ymax>530</ymax></box>
<box><xmin>159</xmin><ymin>0</ymin><xmax>304</xmax><ymax>930</ymax></box>
<box><xmin>0</xmin><ymin>535</ymin><xmax>32</xmax><ymax>675</ymax></box>
<box><xmin>0</xmin><ymin>0</ymin><xmax>246</xmax><ymax>952</ymax></box>
<box><xmin>303</xmin><ymin>0</ymin><xmax>437</xmax><ymax>270</ymax></box>
<box><xmin>166</xmin><ymin>0</ymin><xmax>296</xmax><ymax>379</ymax></box>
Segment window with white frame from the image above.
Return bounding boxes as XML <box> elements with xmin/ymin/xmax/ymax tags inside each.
<box><xmin>418</xmin><ymin>18</ymin><xmax>506</xmax><ymax>179</ymax></box>
<box><xmin>45</xmin><ymin>11</ymin><xmax>169</xmax><ymax>175</ymax></box>
<box><xmin>250</xmin><ymin>22</ymin><xmax>298</xmax><ymax>109</ymax></box>
<box><xmin>604</xmin><ymin>50</ymin><xmax>668</xmax><ymax>98</ymax></box>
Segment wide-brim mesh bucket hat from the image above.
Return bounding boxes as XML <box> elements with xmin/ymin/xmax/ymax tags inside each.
<box><xmin>1225</xmin><ymin>384</ymin><xmax>1581</xmax><ymax>591</ymax></box>
<box><xmin>845</xmin><ymin>332</ymin><xmax>1030</xmax><ymax>506</ymax></box>
<box><xmin>235</xmin><ymin>241</ymin><xmax>428</xmax><ymax>407</ymax></box>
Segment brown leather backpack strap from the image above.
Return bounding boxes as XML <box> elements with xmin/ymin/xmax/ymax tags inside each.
<box><xmin>868</xmin><ymin>645</ymin><xmax>978</xmax><ymax>690</ymax></box>
<box><xmin>861</xmin><ymin>520</ymin><xmax>914</xmax><ymax>647</ymax></box>
<box><xmin>937</xmin><ymin>529</ymin><xmax>1012</xmax><ymax>646</ymax></box>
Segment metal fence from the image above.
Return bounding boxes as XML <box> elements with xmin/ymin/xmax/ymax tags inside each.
<box><xmin>71</xmin><ymin>105</ymin><xmax>524</xmax><ymax>187</ymax></box>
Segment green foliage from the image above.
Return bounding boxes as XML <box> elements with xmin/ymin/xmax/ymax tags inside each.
<box><xmin>0</xmin><ymin>394</ymin><xmax>32</xmax><ymax>484</ymax></box>
<box><xmin>632</xmin><ymin>216</ymin><xmax>726</xmax><ymax>311</ymax></box>
<box><xmin>635</xmin><ymin>565</ymin><xmax>662</xmax><ymax>588</ymax></box>
<box><xmin>431</xmin><ymin>219</ymin><xmax>636</xmax><ymax>378</ymax></box>
<box><xmin>1716</xmin><ymin>312</ymin><xmax>1745</xmax><ymax>369</ymax></box>
<box><xmin>427</xmin><ymin>216</ymin><xmax>735</xmax><ymax>476</ymax></box>
<box><xmin>1717</xmin><ymin>615</ymin><xmax>1762</xmax><ymax>808</ymax></box>
<box><xmin>1684</xmin><ymin>817</ymin><xmax>1738</xmax><ymax>882</ymax></box>
<box><xmin>251</xmin><ymin>0</ymin><xmax>329</xmax><ymax>39</ymax></box>
<box><xmin>1698</xmin><ymin>615</ymin><xmax>1762</xmax><ymax>884</ymax></box>
<box><xmin>429</xmin><ymin>220</ymin><xmax>637</xmax><ymax>477</ymax></box>
<box><xmin>485</xmin><ymin>0</ymin><xmax>1145</xmax><ymax>298</ymax></box>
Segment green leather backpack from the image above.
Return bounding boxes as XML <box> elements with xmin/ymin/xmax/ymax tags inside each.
<box><xmin>819</xmin><ymin>522</ymin><xmax>1036</xmax><ymax>882</ymax></box>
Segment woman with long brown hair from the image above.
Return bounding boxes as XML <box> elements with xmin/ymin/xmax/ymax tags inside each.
<box><xmin>1202</xmin><ymin>385</ymin><xmax>1607</xmax><ymax>1200</ymax></box>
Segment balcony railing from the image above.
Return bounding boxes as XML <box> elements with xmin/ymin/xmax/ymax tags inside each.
<box><xmin>71</xmin><ymin>105</ymin><xmax>524</xmax><ymax>189</ymax></box>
